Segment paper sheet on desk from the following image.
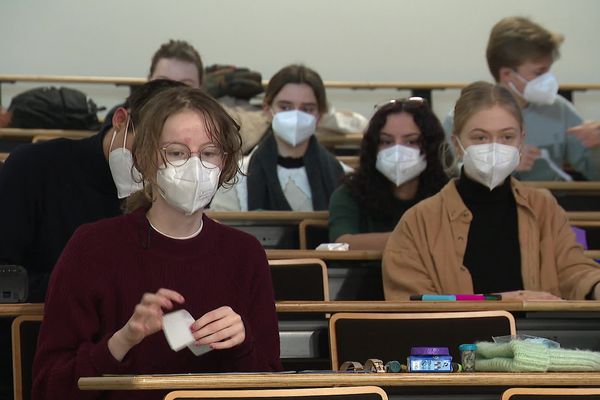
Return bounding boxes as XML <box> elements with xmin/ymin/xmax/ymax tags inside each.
<box><xmin>315</xmin><ymin>243</ymin><xmax>349</xmax><ymax>251</ymax></box>
<box><xmin>162</xmin><ymin>309</ymin><xmax>211</xmax><ymax>356</ymax></box>
<box><xmin>538</xmin><ymin>149</ymin><xmax>573</xmax><ymax>181</ymax></box>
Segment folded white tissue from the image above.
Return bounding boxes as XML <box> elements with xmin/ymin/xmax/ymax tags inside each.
<box><xmin>162</xmin><ymin>309</ymin><xmax>212</xmax><ymax>356</ymax></box>
<box><xmin>315</xmin><ymin>243</ymin><xmax>350</xmax><ymax>251</ymax></box>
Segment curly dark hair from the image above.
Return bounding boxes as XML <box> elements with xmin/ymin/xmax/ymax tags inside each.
<box><xmin>345</xmin><ymin>98</ymin><xmax>449</xmax><ymax>219</ymax></box>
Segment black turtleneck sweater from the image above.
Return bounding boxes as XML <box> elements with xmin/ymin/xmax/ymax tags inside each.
<box><xmin>456</xmin><ymin>171</ymin><xmax>523</xmax><ymax>294</ymax></box>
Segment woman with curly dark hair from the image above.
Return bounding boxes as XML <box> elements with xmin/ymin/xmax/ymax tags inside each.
<box><xmin>328</xmin><ymin>97</ymin><xmax>450</xmax><ymax>250</ymax></box>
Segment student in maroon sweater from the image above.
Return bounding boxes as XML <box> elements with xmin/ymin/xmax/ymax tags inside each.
<box><xmin>32</xmin><ymin>86</ymin><xmax>282</xmax><ymax>400</ymax></box>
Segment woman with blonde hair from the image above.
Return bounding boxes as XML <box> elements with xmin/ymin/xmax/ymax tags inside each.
<box><xmin>383</xmin><ymin>81</ymin><xmax>600</xmax><ymax>301</ymax></box>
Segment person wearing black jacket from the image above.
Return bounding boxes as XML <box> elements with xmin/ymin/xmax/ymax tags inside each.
<box><xmin>0</xmin><ymin>79</ymin><xmax>183</xmax><ymax>400</ymax></box>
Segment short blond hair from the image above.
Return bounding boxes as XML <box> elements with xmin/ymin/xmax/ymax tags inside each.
<box><xmin>486</xmin><ymin>16</ymin><xmax>564</xmax><ymax>81</ymax></box>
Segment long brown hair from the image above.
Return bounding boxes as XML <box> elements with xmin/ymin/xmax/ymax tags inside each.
<box><xmin>126</xmin><ymin>86</ymin><xmax>242</xmax><ymax>212</ymax></box>
<box><xmin>345</xmin><ymin>98</ymin><xmax>449</xmax><ymax>218</ymax></box>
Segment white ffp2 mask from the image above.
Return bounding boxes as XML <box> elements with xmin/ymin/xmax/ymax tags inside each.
<box><xmin>107</xmin><ymin>129</ymin><xmax>143</xmax><ymax>199</ymax></box>
<box><xmin>459</xmin><ymin>141</ymin><xmax>520</xmax><ymax>190</ymax></box>
<box><xmin>375</xmin><ymin>144</ymin><xmax>427</xmax><ymax>186</ymax></box>
<box><xmin>511</xmin><ymin>71</ymin><xmax>559</xmax><ymax>105</ymax></box>
<box><xmin>156</xmin><ymin>157</ymin><xmax>221</xmax><ymax>215</ymax></box>
<box><xmin>272</xmin><ymin>110</ymin><xmax>317</xmax><ymax>146</ymax></box>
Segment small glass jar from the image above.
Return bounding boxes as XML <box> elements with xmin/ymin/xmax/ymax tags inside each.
<box><xmin>459</xmin><ymin>343</ymin><xmax>477</xmax><ymax>372</ymax></box>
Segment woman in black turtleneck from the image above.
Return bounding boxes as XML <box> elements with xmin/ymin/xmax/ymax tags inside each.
<box><xmin>383</xmin><ymin>81</ymin><xmax>600</xmax><ymax>301</ymax></box>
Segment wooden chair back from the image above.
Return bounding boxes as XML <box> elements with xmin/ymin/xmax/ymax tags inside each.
<box><xmin>164</xmin><ymin>386</ymin><xmax>388</xmax><ymax>400</ymax></box>
<box><xmin>298</xmin><ymin>219</ymin><xmax>329</xmax><ymax>250</ymax></box>
<box><xmin>329</xmin><ymin>311</ymin><xmax>516</xmax><ymax>370</ymax></box>
<box><xmin>502</xmin><ymin>388</ymin><xmax>600</xmax><ymax>400</ymax></box>
<box><xmin>12</xmin><ymin>315</ymin><xmax>43</xmax><ymax>400</ymax></box>
<box><xmin>269</xmin><ymin>258</ymin><xmax>329</xmax><ymax>301</ymax></box>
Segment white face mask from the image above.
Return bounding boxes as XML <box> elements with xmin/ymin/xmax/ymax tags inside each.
<box><xmin>510</xmin><ymin>71</ymin><xmax>558</xmax><ymax>105</ymax></box>
<box><xmin>108</xmin><ymin>127</ymin><xmax>143</xmax><ymax>199</ymax></box>
<box><xmin>375</xmin><ymin>144</ymin><xmax>427</xmax><ymax>187</ymax></box>
<box><xmin>156</xmin><ymin>157</ymin><xmax>221</xmax><ymax>215</ymax></box>
<box><xmin>459</xmin><ymin>140</ymin><xmax>520</xmax><ymax>190</ymax></box>
<box><xmin>272</xmin><ymin>110</ymin><xmax>317</xmax><ymax>146</ymax></box>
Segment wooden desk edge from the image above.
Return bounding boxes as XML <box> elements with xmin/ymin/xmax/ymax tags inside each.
<box><xmin>275</xmin><ymin>300</ymin><xmax>600</xmax><ymax>312</ymax></box>
<box><xmin>265</xmin><ymin>250</ymin><xmax>382</xmax><ymax>261</ymax></box>
<box><xmin>3</xmin><ymin>75</ymin><xmax>600</xmax><ymax>91</ymax></box>
<box><xmin>78</xmin><ymin>372</ymin><xmax>600</xmax><ymax>391</ymax></box>
<box><xmin>4</xmin><ymin>300</ymin><xmax>600</xmax><ymax>318</ymax></box>
<box><xmin>206</xmin><ymin>211</ymin><xmax>328</xmax><ymax>222</ymax></box>
<box><xmin>0</xmin><ymin>303</ymin><xmax>44</xmax><ymax>317</ymax></box>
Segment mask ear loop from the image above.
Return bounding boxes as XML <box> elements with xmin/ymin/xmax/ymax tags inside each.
<box><xmin>108</xmin><ymin>129</ymin><xmax>118</xmax><ymax>153</ymax></box>
<box><xmin>455</xmin><ymin>136</ymin><xmax>468</xmax><ymax>156</ymax></box>
<box><xmin>122</xmin><ymin>115</ymin><xmax>132</xmax><ymax>149</ymax></box>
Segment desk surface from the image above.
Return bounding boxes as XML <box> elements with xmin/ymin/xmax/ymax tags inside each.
<box><xmin>266</xmin><ymin>249</ymin><xmax>600</xmax><ymax>260</ymax></box>
<box><xmin>4</xmin><ymin>300</ymin><xmax>600</xmax><ymax>318</ymax></box>
<box><xmin>0</xmin><ymin>127</ymin><xmax>94</xmax><ymax>139</ymax></box>
<box><xmin>78</xmin><ymin>372</ymin><xmax>600</xmax><ymax>391</ymax></box>
<box><xmin>275</xmin><ymin>300</ymin><xmax>600</xmax><ymax>313</ymax></box>
<box><xmin>206</xmin><ymin>211</ymin><xmax>328</xmax><ymax>222</ymax></box>
<box><xmin>266</xmin><ymin>249</ymin><xmax>382</xmax><ymax>260</ymax></box>
<box><xmin>3</xmin><ymin>74</ymin><xmax>600</xmax><ymax>91</ymax></box>
<box><xmin>0</xmin><ymin>303</ymin><xmax>44</xmax><ymax>317</ymax></box>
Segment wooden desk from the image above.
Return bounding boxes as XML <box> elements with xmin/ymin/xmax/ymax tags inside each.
<box><xmin>525</xmin><ymin>181</ymin><xmax>600</xmax><ymax>193</ymax></box>
<box><xmin>206</xmin><ymin>211</ymin><xmax>328</xmax><ymax>223</ymax></box>
<box><xmin>0</xmin><ymin>74</ymin><xmax>145</xmax><ymax>86</ymax></box>
<box><xmin>275</xmin><ymin>300</ymin><xmax>600</xmax><ymax>313</ymax></box>
<box><xmin>266</xmin><ymin>250</ymin><xmax>600</xmax><ymax>261</ymax></box>
<box><xmin>2</xmin><ymin>75</ymin><xmax>599</xmax><ymax>109</ymax></box>
<box><xmin>0</xmin><ymin>303</ymin><xmax>43</xmax><ymax>317</ymax></box>
<box><xmin>3</xmin><ymin>75</ymin><xmax>600</xmax><ymax>92</ymax></box>
<box><xmin>208</xmin><ymin>210</ymin><xmax>600</xmax><ymax>223</ymax></box>
<box><xmin>266</xmin><ymin>250</ymin><xmax>381</xmax><ymax>261</ymax></box>
<box><xmin>0</xmin><ymin>128</ymin><xmax>94</xmax><ymax>140</ymax></box>
<box><xmin>315</xmin><ymin>132</ymin><xmax>363</xmax><ymax>148</ymax></box>
<box><xmin>78</xmin><ymin>372</ymin><xmax>600</xmax><ymax>391</ymax></box>
<box><xmin>568</xmin><ymin>211</ymin><xmax>600</xmax><ymax>221</ymax></box>
<box><xmin>4</xmin><ymin>300</ymin><xmax>599</xmax><ymax>318</ymax></box>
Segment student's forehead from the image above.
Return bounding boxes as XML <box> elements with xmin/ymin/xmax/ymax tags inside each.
<box><xmin>152</xmin><ymin>58</ymin><xmax>200</xmax><ymax>86</ymax></box>
<box><xmin>273</xmin><ymin>83</ymin><xmax>318</xmax><ymax>105</ymax></box>
<box><xmin>464</xmin><ymin>106</ymin><xmax>520</xmax><ymax>131</ymax></box>
<box><xmin>381</xmin><ymin>113</ymin><xmax>421</xmax><ymax>136</ymax></box>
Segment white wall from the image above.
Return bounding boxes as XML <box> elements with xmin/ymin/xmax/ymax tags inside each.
<box><xmin>1</xmin><ymin>0</ymin><xmax>599</xmax><ymax>122</ymax></box>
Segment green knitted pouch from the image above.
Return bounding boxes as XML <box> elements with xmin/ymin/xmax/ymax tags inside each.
<box><xmin>475</xmin><ymin>340</ymin><xmax>600</xmax><ymax>372</ymax></box>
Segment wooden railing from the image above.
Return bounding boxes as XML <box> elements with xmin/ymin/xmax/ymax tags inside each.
<box><xmin>1</xmin><ymin>74</ymin><xmax>599</xmax><ymax>105</ymax></box>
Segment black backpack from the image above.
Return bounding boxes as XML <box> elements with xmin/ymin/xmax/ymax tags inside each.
<box><xmin>8</xmin><ymin>86</ymin><xmax>102</xmax><ymax>130</ymax></box>
<box><xmin>204</xmin><ymin>64</ymin><xmax>264</xmax><ymax>100</ymax></box>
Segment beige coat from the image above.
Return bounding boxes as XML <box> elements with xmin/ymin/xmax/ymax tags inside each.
<box><xmin>383</xmin><ymin>178</ymin><xmax>600</xmax><ymax>300</ymax></box>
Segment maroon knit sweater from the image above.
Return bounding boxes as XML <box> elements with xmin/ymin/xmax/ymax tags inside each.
<box><xmin>32</xmin><ymin>208</ymin><xmax>282</xmax><ymax>400</ymax></box>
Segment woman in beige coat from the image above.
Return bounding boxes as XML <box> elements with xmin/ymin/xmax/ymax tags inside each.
<box><xmin>383</xmin><ymin>81</ymin><xmax>600</xmax><ymax>301</ymax></box>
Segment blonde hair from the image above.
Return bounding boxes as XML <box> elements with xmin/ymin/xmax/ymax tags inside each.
<box><xmin>126</xmin><ymin>86</ymin><xmax>242</xmax><ymax>212</ymax></box>
<box><xmin>453</xmin><ymin>81</ymin><xmax>522</xmax><ymax>138</ymax></box>
<box><xmin>444</xmin><ymin>81</ymin><xmax>523</xmax><ymax>175</ymax></box>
